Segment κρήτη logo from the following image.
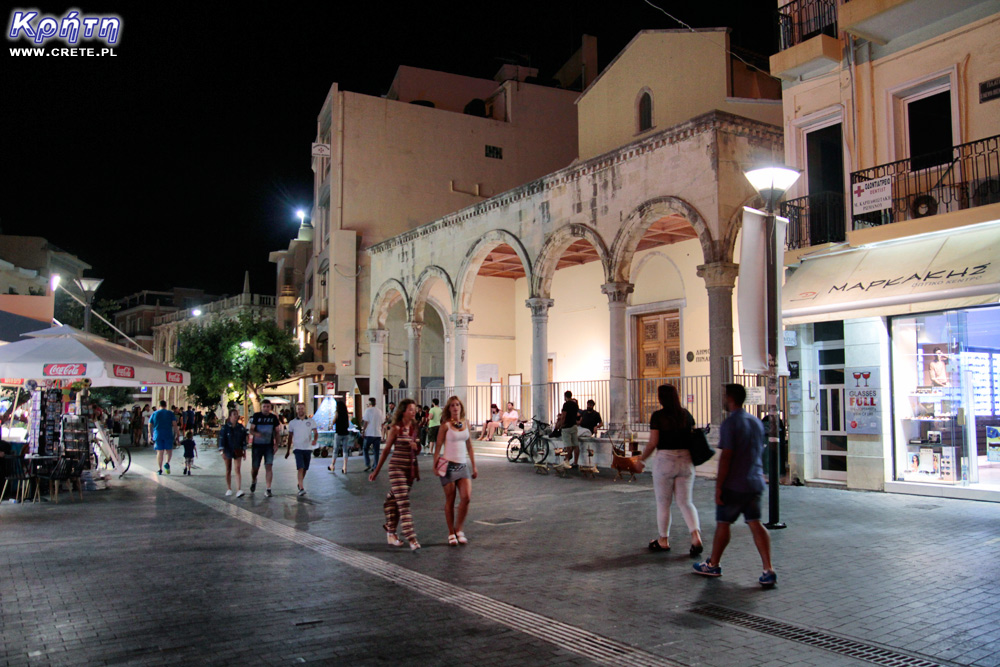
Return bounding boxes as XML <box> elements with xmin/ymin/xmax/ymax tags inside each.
<box><xmin>7</xmin><ymin>9</ymin><xmax>122</xmax><ymax>45</ymax></box>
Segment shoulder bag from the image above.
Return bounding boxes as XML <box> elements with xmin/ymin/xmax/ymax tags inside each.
<box><xmin>687</xmin><ymin>427</ymin><xmax>715</xmax><ymax>466</ymax></box>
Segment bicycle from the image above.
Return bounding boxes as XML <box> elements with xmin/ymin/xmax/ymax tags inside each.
<box><xmin>92</xmin><ymin>425</ymin><xmax>131</xmax><ymax>478</ymax></box>
<box><xmin>506</xmin><ymin>418</ymin><xmax>550</xmax><ymax>464</ymax></box>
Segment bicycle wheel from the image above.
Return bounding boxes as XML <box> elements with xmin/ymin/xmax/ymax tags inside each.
<box><xmin>529</xmin><ymin>437</ymin><xmax>549</xmax><ymax>464</ymax></box>
<box><xmin>116</xmin><ymin>446</ymin><xmax>131</xmax><ymax>475</ymax></box>
<box><xmin>506</xmin><ymin>435</ymin><xmax>524</xmax><ymax>462</ymax></box>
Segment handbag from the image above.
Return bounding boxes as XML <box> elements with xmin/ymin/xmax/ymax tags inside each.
<box><xmin>435</xmin><ymin>457</ymin><xmax>449</xmax><ymax>477</ymax></box>
<box><xmin>687</xmin><ymin>427</ymin><xmax>715</xmax><ymax>466</ymax></box>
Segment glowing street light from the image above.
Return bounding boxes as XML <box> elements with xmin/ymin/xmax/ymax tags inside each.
<box><xmin>192</xmin><ymin>308</ymin><xmax>203</xmax><ymax>317</ymax></box>
<box><xmin>240</xmin><ymin>341</ymin><xmax>254</xmax><ymax>350</ymax></box>
<box><xmin>743</xmin><ymin>164</ymin><xmax>801</xmax><ymax>531</ymax></box>
<box><xmin>296</xmin><ymin>209</ymin><xmax>306</xmax><ymax>224</ymax></box>
<box><xmin>50</xmin><ymin>273</ymin><xmax>61</xmax><ymax>292</ymax></box>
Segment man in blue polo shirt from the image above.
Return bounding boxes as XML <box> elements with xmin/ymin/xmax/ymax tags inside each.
<box><xmin>148</xmin><ymin>400</ymin><xmax>178</xmax><ymax>475</ymax></box>
<box><xmin>693</xmin><ymin>384</ymin><xmax>776</xmax><ymax>588</ymax></box>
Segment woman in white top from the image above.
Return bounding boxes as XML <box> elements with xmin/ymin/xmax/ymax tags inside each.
<box><xmin>434</xmin><ymin>395</ymin><xmax>478</xmax><ymax>545</ymax></box>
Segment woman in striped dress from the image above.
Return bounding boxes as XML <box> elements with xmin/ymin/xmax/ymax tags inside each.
<box><xmin>369</xmin><ymin>399</ymin><xmax>421</xmax><ymax>551</ymax></box>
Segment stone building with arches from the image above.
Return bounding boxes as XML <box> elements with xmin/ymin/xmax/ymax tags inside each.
<box><xmin>363</xmin><ymin>29</ymin><xmax>784</xmax><ymax>431</ymax></box>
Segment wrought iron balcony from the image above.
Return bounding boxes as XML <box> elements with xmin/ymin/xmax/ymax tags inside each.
<box><xmin>777</xmin><ymin>0</ymin><xmax>839</xmax><ymax>51</ymax></box>
<box><xmin>850</xmin><ymin>134</ymin><xmax>1000</xmax><ymax>230</ymax></box>
<box><xmin>780</xmin><ymin>191</ymin><xmax>846</xmax><ymax>250</ymax></box>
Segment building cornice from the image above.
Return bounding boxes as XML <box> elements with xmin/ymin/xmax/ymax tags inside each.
<box><xmin>367</xmin><ymin>110</ymin><xmax>782</xmax><ymax>255</ymax></box>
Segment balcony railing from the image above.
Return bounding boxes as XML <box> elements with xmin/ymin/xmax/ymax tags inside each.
<box><xmin>777</xmin><ymin>0</ymin><xmax>838</xmax><ymax>51</ymax></box>
<box><xmin>850</xmin><ymin>134</ymin><xmax>1000</xmax><ymax>230</ymax></box>
<box><xmin>780</xmin><ymin>191</ymin><xmax>846</xmax><ymax>249</ymax></box>
<box><xmin>152</xmin><ymin>293</ymin><xmax>277</xmax><ymax>326</ymax></box>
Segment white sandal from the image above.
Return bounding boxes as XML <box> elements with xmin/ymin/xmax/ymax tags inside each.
<box><xmin>456</xmin><ymin>531</ymin><xmax>468</xmax><ymax>545</ymax></box>
<box><xmin>386</xmin><ymin>533</ymin><xmax>403</xmax><ymax>547</ymax></box>
<box><xmin>448</xmin><ymin>534</ymin><xmax>458</xmax><ymax>546</ymax></box>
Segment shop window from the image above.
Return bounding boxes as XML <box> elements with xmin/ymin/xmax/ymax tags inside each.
<box><xmin>890</xmin><ymin>305</ymin><xmax>1000</xmax><ymax>490</ymax></box>
<box><xmin>908</xmin><ymin>91</ymin><xmax>953</xmax><ymax>171</ymax></box>
<box><xmin>814</xmin><ymin>320</ymin><xmax>844</xmax><ymax>342</ymax></box>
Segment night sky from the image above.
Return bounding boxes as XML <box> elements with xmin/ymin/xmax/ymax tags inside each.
<box><xmin>2</xmin><ymin>1</ymin><xmax>776</xmax><ymax>300</ymax></box>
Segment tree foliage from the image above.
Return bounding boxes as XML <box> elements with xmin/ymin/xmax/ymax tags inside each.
<box><xmin>174</xmin><ymin>313</ymin><xmax>298</xmax><ymax>411</ymax></box>
<box><xmin>54</xmin><ymin>290</ymin><xmax>120</xmax><ymax>340</ymax></box>
<box><xmin>90</xmin><ymin>387</ymin><xmax>135</xmax><ymax>409</ymax></box>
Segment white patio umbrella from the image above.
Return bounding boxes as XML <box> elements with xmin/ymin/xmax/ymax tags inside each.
<box><xmin>0</xmin><ymin>325</ymin><xmax>191</xmax><ymax>387</ymax></box>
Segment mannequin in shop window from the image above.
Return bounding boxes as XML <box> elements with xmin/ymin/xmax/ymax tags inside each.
<box><xmin>928</xmin><ymin>348</ymin><xmax>949</xmax><ymax>387</ymax></box>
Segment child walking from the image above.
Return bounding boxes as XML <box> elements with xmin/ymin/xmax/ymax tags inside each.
<box><xmin>181</xmin><ymin>430</ymin><xmax>198</xmax><ymax>475</ymax></box>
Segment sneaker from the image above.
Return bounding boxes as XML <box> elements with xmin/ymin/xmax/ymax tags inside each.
<box><xmin>164</xmin><ymin>463</ymin><xmax>170</xmax><ymax>474</ymax></box>
<box><xmin>265</xmin><ymin>488</ymin><xmax>272</xmax><ymax>497</ymax></box>
<box><xmin>225</xmin><ymin>489</ymin><xmax>232</xmax><ymax>496</ymax></box>
<box><xmin>250</xmin><ymin>481</ymin><xmax>257</xmax><ymax>493</ymax></box>
<box><xmin>158</xmin><ymin>469</ymin><xmax>163</xmax><ymax>475</ymax></box>
<box><xmin>759</xmin><ymin>570</ymin><xmax>777</xmax><ymax>588</ymax></box>
<box><xmin>236</xmin><ymin>490</ymin><xmax>245</xmax><ymax>498</ymax></box>
<box><xmin>297</xmin><ymin>489</ymin><xmax>306</xmax><ymax>497</ymax></box>
<box><xmin>693</xmin><ymin>560</ymin><xmax>722</xmax><ymax>577</ymax></box>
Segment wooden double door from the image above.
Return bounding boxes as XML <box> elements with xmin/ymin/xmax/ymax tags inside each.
<box><xmin>637</xmin><ymin>310</ymin><xmax>681</xmax><ymax>378</ymax></box>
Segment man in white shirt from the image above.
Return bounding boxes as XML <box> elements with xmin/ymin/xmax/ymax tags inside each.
<box><xmin>361</xmin><ymin>397</ymin><xmax>383</xmax><ymax>472</ymax></box>
<box><xmin>284</xmin><ymin>402</ymin><xmax>318</xmax><ymax>496</ymax></box>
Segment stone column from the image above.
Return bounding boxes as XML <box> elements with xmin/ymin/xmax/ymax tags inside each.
<box><xmin>449</xmin><ymin>313</ymin><xmax>473</xmax><ymax>402</ymax></box>
<box><xmin>443</xmin><ymin>322</ymin><xmax>455</xmax><ymax>389</ymax></box>
<box><xmin>696</xmin><ymin>261</ymin><xmax>739</xmax><ymax>426</ymax></box>
<box><xmin>404</xmin><ymin>322</ymin><xmax>422</xmax><ymax>401</ymax></box>
<box><xmin>366</xmin><ymin>329</ymin><xmax>388</xmax><ymax>412</ymax></box>
<box><xmin>602</xmin><ymin>282</ymin><xmax>634</xmax><ymax>437</ymax></box>
<box><xmin>525</xmin><ymin>298</ymin><xmax>554</xmax><ymax>426</ymax></box>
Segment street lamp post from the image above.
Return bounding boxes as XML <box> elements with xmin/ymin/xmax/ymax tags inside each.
<box><xmin>743</xmin><ymin>165</ymin><xmax>801</xmax><ymax>531</ymax></box>
<box><xmin>74</xmin><ymin>277</ymin><xmax>104</xmax><ymax>334</ymax></box>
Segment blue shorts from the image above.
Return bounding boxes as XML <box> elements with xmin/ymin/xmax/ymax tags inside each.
<box><xmin>293</xmin><ymin>450</ymin><xmax>311</xmax><ymax>471</ymax></box>
<box><xmin>153</xmin><ymin>439</ymin><xmax>174</xmax><ymax>451</ymax></box>
<box><xmin>251</xmin><ymin>444</ymin><xmax>274</xmax><ymax>468</ymax></box>
<box><xmin>716</xmin><ymin>489</ymin><xmax>763</xmax><ymax>523</ymax></box>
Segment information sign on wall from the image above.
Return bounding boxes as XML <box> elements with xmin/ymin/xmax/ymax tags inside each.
<box><xmin>851</xmin><ymin>176</ymin><xmax>893</xmax><ymax>215</ymax></box>
<box><xmin>980</xmin><ymin>77</ymin><xmax>1000</xmax><ymax>103</ymax></box>
<box><xmin>987</xmin><ymin>426</ymin><xmax>1000</xmax><ymax>463</ymax></box>
<box><xmin>845</xmin><ymin>366</ymin><xmax>880</xmax><ymax>434</ymax></box>
<box><xmin>745</xmin><ymin>386</ymin><xmax>766</xmax><ymax>405</ymax></box>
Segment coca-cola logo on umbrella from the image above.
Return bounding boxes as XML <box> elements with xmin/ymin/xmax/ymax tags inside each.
<box><xmin>113</xmin><ymin>365</ymin><xmax>135</xmax><ymax>378</ymax></box>
<box><xmin>166</xmin><ymin>371</ymin><xmax>183</xmax><ymax>384</ymax></box>
<box><xmin>43</xmin><ymin>363</ymin><xmax>87</xmax><ymax>377</ymax></box>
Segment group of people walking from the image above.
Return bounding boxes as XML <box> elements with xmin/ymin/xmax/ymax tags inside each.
<box><xmin>147</xmin><ymin>380</ymin><xmax>775</xmax><ymax>586</ymax></box>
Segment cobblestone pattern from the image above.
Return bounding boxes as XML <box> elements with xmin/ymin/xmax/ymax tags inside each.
<box><xmin>2</xmin><ymin>444</ymin><xmax>998</xmax><ymax>666</ymax></box>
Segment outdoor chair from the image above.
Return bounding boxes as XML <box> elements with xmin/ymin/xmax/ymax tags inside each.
<box><xmin>1</xmin><ymin>456</ymin><xmax>31</xmax><ymax>503</ymax></box>
<box><xmin>34</xmin><ymin>458</ymin><xmax>71</xmax><ymax>503</ymax></box>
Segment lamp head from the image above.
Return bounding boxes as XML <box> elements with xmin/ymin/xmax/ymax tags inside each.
<box><xmin>192</xmin><ymin>308</ymin><xmax>202</xmax><ymax>317</ymax></box>
<box><xmin>74</xmin><ymin>277</ymin><xmax>104</xmax><ymax>296</ymax></box>
<box><xmin>296</xmin><ymin>209</ymin><xmax>306</xmax><ymax>223</ymax></box>
<box><xmin>240</xmin><ymin>341</ymin><xmax>254</xmax><ymax>350</ymax></box>
<box><xmin>744</xmin><ymin>165</ymin><xmax>802</xmax><ymax>212</ymax></box>
<box><xmin>50</xmin><ymin>274</ymin><xmax>61</xmax><ymax>292</ymax></box>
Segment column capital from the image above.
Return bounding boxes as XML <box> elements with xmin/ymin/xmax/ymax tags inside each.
<box><xmin>697</xmin><ymin>261</ymin><xmax>739</xmax><ymax>290</ymax></box>
<box><xmin>404</xmin><ymin>322</ymin><xmax>423</xmax><ymax>337</ymax></box>
<box><xmin>525</xmin><ymin>297</ymin><xmax>555</xmax><ymax>318</ymax></box>
<box><xmin>449</xmin><ymin>312</ymin><xmax>474</xmax><ymax>330</ymax></box>
<box><xmin>366</xmin><ymin>329</ymin><xmax>388</xmax><ymax>345</ymax></box>
<box><xmin>601</xmin><ymin>282</ymin><xmax>634</xmax><ymax>303</ymax></box>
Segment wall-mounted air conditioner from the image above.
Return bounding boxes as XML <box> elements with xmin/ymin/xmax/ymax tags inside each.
<box><xmin>908</xmin><ymin>184</ymin><xmax>967</xmax><ymax>219</ymax></box>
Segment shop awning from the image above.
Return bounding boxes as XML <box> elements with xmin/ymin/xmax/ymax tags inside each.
<box><xmin>783</xmin><ymin>223</ymin><xmax>1000</xmax><ymax>324</ymax></box>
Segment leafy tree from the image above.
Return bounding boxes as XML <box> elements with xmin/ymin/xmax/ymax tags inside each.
<box><xmin>90</xmin><ymin>387</ymin><xmax>135</xmax><ymax>410</ymax></box>
<box><xmin>174</xmin><ymin>312</ymin><xmax>298</xmax><ymax>414</ymax></box>
<box><xmin>54</xmin><ymin>290</ymin><xmax>120</xmax><ymax>340</ymax></box>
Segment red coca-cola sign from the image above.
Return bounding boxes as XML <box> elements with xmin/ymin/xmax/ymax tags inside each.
<box><xmin>113</xmin><ymin>365</ymin><xmax>135</xmax><ymax>378</ymax></box>
<box><xmin>166</xmin><ymin>371</ymin><xmax>183</xmax><ymax>383</ymax></box>
<box><xmin>1</xmin><ymin>378</ymin><xmax>24</xmax><ymax>385</ymax></box>
<box><xmin>43</xmin><ymin>363</ymin><xmax>87</xmax><ymax>377</ymax></box>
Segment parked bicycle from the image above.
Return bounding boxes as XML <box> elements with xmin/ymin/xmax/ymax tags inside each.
<box><xmin>92</xmin><ymin>438</ymin><xmax>131</xmax><ymax>477</ymax></box>
<box><xmin>506</xmin><ymin>417</ymin><xmax>550</xmax><ymax>464</ymax></box>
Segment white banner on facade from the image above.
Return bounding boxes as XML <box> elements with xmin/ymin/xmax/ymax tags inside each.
<box><xmin>851</xmin><ymin>175</ymin><xmax>892</xmax><ymax>215</ymax></box>
<box><xmin>738</xmin><ymin>207</ymin><xmax>790</xmax><ymax>376</ymax></box>
<box><xmin>311</xmin><ymin>142</ymin><xmax>331</xmax><ymax>157</ymax></box>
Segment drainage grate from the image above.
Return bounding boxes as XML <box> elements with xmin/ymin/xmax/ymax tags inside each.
<box><xmin>691</xmin><ymin>605</ymin><xmax>947</xmax><ymax>667</ymax></box>
<box><xmin>474</xmin><ymin>517</ymin><xmax>526</xmax><ymax>526</ymax></box>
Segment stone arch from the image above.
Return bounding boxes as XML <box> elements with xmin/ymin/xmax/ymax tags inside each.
<box><xmin>368</xmin><ymin>278</ymin><xmax>410</xmax><ymax>330</ymax></box>
<box><xmin>530</xmin><ymin>223</ymin><xmax>612</xmax><ymax>298</ymax></box>
<box><xmin>723</xmin><ymin>193</ymin><xmax>767</xmax><ymax>261</ymax></box>
<box><xmin>411</xmin><ymin>265</ymin><xmax>456</xmax><ymax>324</ymax></box>
<box><xmin>455</xmin><ymin>229</ymin><xmax>533</xmax><ymax>312</ymax></box>
<box><xmin>631</xmin><ymin>250</ymin><xmax>687</xmax><ymax>299</ymax></box>
<box><xmin>610</xmin><ymin>196</ymin><xmax>713</xmax><ymax>283</ymax></box>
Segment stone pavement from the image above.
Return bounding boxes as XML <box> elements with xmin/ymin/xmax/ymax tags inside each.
<box><xmin>1</xmin><ymin>441</ymin><xmax>998</xmax><ymax>667</ymax></box>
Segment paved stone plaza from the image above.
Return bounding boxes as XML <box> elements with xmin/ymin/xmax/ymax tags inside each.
<box><xmin>2</xmin><ymin>443</ymin><xmax>999</xmax><ymax>667</ymax></box>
